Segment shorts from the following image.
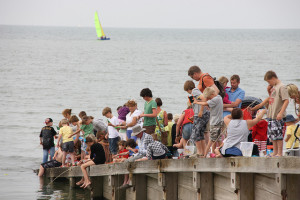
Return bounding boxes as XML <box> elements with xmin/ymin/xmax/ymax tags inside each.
<box><xmin>143</xmin><ymin>125</ymin><xmax>156</xmax><ymax>135</ymax></box>
<box><xmin>210</xmin><ymin>121</ymin><xmax>224</xmax><ymax>141</ymax></box>
<box><xmin>62</xmin><ymin>141</ymin><xmax>74</xmax><ymax>153</ymax></box>
<box><xmin>109</xmin><ymin>137</ymin><xmax>120</xmax><ymax>154</ymax></box>
<box><xmin>221</xmin><ymin>147</ymin><xmax>242</xmax><ymax>157</ymax></box>
<box><xmin>41</xmin><ymin>160</ymin><xmax>62</xmax><ymax>169</ymax></box>
<box><xmin>267</xmin><ymin>119</ymin><xmax>284</xmax><ymax>141</ymax></box>
<box><xmin>152</xmin><ymin>153</ymin><xmax>166</xmax><ymax>160</ymax></box>
<box><xmin>190</xmin><ymin>112</ymin><xmax>210</xmax><ymax>142</ymax></box>
<box><xmin>182</xmin><ymin>123</ymin><xmax>193</xmax><ymax>140</ymax></box>
<box><xmin>253</xmin><ymin>139</ymin><xmax>267</xmax><ymax>151</ymax></box>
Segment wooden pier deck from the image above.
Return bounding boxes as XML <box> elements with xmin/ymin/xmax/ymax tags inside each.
<box><xmin>44</xmin><ymin>157</ymin><xmax>300</xmax><ymax>200</ymax></box>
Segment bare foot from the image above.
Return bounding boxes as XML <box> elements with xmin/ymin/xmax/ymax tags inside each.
<box><xmin>84</xmin><ymin>182</ymin><xmax>91</xmax><ymax>189</ymax></box>
<box><xmin>76</xmin><ymin>179</ymin><xmax>84</xmax><ymax>186</ymax></box>
<box><xmin>173</xmin><ymin>144</ymin><xmax>181</xmax><ymax>148</ymax></box>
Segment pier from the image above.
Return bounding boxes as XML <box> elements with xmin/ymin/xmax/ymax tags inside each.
<box><xmin>43</xmin><ymin>157</ymin><xmax>300</xmax><ymax>200</ymax></box>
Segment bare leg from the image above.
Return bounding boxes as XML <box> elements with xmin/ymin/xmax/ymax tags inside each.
<box><xmin>70</xmin><ymin>153</ymin><xmax>75</xmax><ymax>165</ymax></box>
<box><xmin>200</xmin><ymin>140</ymin><xmax>206</xmax><ymax>155</ymax></box>
<box><xmin>272</xmin><ymin>141</ymin><xmax>278</xmax><ymax>156</ymax></box>
<box><xmin>204</xmin><ymin>140</ymin><xmax>213</xmax><ymax>157</ymax></box>
<box><xmin>62</xmin><ymin>151</ymin><xmax>67</xmax><ymax>167</ymax></box>
<box><xmin>123</xmin><ymin>174</ymin><xmax>129</xmax><ymax>185</ymax></box>
<box><xmin>277</xmin><ymin>140</ymin><xmax>283</xmax><ymax>156</ymax></box>
<box><xmin>214</xmin><ymin>148</ymin><xmax>223</xmax><ymax>158</ymax></box>
<box><xmin>204</xmin><ymin>132</ymin><xmax>209</xmax><ymax>145</ymax></box>
<box><xmin>195</xmin><ymin>141</ymin><xmax>202</xmax><ymax>155</ymax></box>
<box><xmin>38</xmin><ymin>165</ymin><xmax>45</xmax><ymax>177</ymax></box>
<box><xmin>76</xmin><ymin>177</ymin><xmax>84</xmax><ymax>185</ymax></box>
<box><xmin>80</xmin><ymin>160</ymin><xmax>95</xmax><ymax>188</ymax></box>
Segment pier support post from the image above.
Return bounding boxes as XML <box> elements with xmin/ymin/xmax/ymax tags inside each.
<box><xmin>91</xmin><ymin>176</ymin><xmax>103</xmax><ymax>199</ymax></box>
<box><xmin>108</xmin><ymin>175</ymin><xmax>125</xmax><ymax>200</ymax></box>
<box><xmin>158</xmin><ymin>172</ymin><xmax>178</xmax><ymax>200</ymax></box>
<box><xmin>69</xmin><ymin>177</ymin><xmax>76</xmax><ymax>188</ymax></box>
<box><xmin>275</xmin><ymin>173</ymin><xmax>287</xmax><ymax>199</ymax></box>
<box><xmin>193</xmin><ymin>172</ymin><xmax>213</xmax><ymax>200</ymax></box>
<box><xmin>231</xmin><ymin>173</ymin><xmax>254</xmax><ymax>200</ymax></box>
<box><xmin>129</xmin><ymin>174</ymin><xmax>147</xmax><ymax>200</ymax></box>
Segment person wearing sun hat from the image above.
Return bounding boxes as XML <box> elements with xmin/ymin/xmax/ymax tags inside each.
<box><xmin>284</xmin><ymin>114</ymin><xmax>300</xmax><ymax>149</ymax></box>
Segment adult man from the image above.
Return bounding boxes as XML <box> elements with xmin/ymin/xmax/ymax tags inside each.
<box><xmin>223</xmin><ymin>75</ymin><xmax>245</xmax><ymax>117</ymax></box>
<box><xmin>188</xmin><ymin>65</ymin><xmax>220</xmax><ymax>94</ymax></box>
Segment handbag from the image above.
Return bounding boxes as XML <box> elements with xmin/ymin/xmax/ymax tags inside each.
<box><xmin>156</xmin><ymin>117</ymin><xmax>168</xmax><ymax>145</ymax></box>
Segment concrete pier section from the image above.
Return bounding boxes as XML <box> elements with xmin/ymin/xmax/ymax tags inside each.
<box><xmin>44</xmin><ymin>157</ymin><xmax>300</xmax><ymax>200</ymax></box>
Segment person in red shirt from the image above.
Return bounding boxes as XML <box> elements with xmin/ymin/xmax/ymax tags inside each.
<box><xmin>112</xmin><ymin>140</ymin><xmax>129</xmax><ymax>163</ymax></box>
<box><xmin>251</xmin><ymin>110</ymin><xmax>268</xmax><ymax>152</ymax></box>
<box><xmin>188</xmin><ymin>65</ymin><xmax>220</xmax><ymax>94</ymax></box>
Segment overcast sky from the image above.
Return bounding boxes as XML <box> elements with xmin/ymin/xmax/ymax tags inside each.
<box><xmin>0</xmin><ymin>0</ymin><xmax>300</xmax><ymax>29</ymax></box>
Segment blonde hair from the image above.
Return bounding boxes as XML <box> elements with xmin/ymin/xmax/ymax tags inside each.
<box><xmin>203</xmin><ymin>87</ymin><xmax>216</xmax><ymax>99</ymax></box>
<box><xmin>127</xmin><ymin>100</ymin><xmax>137</xmax><ymax>107</ymax></box>
<box><xmin>218</xmin><ymin>76</ymin><xmax>229</xmax><ymax>85</ymax></box>
<box><xmin>287</xmin><ymin>84</ymin><xmax>299</xmax><ymax>98</ymax></box>
<box><xmin>173</xmin><ymin>114</ymin><xmax>180</xmax><ymax>122</ymax></box>
<box><xmin>61</xmin><ymin>119</ymin><xmax>68</xmax><ymax>125</ymax></box>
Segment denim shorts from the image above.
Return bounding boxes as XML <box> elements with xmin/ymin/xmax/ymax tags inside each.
<box><xmin>108</xmin><ymin>137</ymin><xmax>120</xmax><ymax>154</ymax></box>
<box><xmin>182</xmin><ymin>123</ymin><xmax>193</xmax><ymax>140</ymax></box>
<box><xmin>62</xmin><ymin>141</ymin><xmax>74</xmax><ymax>153</ymax></box>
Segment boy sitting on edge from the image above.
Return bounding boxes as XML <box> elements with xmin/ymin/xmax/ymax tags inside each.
<box><xmin>194</xmin><ymin>87</ymin><xmax>223</xmax><ymax>157</ymax></box>
<box><xmin>38</xmin><ymin>144</ymin><xmax>63</xmax><ymax>176</ymax></box>
<box><xmin>102</xmin><ymin>107</ymin><xmax>120</xmax><ymax>155</ymax></box>
<box><xmin>57</xmin><ymin>119</ymin><xmax>75</xmax><ymax>167</ymax></box>
<box><xmin>264</xmin><ymin>70</ymin><xmax>289</xmax><ymax>156</ymax></box>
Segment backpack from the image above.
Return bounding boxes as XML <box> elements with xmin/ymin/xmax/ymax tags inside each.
<box><xmin>201</xmin><ymin>74</ymin><xmax>225</xmax><ymax>99</ymax></box>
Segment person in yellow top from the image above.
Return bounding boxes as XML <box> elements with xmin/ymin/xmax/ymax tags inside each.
<box><xmin>284</xmin><ymin>115</ymin><xmax>300</xmax><ymax>149</ymax></box>
<box><xmin>57</xmin><ymin>119</ymin><xmax>75</xmax><ymax>167</ymax></box>
<box><xmin>164</xmin><ymin>113</ymin><xmax>174</xmax><ymax>150</ymax></box>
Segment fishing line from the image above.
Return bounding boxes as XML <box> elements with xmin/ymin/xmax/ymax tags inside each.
<box><xmin>46</xmin><ymin>167</ymin><xmax>73</xmax><ymax>188</ymax></box>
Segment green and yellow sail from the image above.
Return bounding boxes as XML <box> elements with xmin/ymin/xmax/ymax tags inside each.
<box><xmin>94</xmin><ymin>12</ymin><xmax>105</xmax><ymax>38</ymax></box>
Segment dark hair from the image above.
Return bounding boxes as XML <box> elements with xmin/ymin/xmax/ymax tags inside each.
<box><xmin>184</xmin><ymin>80</ymin><xmax>196</xmax><ymax>91</ymax></box>
<box><xmin>117</xmin><ymin>106</ymin><xmax>122</xmax><ymax>111</ymax></box>
<box><xmin>118</xmin><ymin>140</ymin><xmax>126</xmax><ymax>146</ymax></box>
<box><xmin>79</xmin><ymin>111</ymin><xmax>87</xmax><ymax>118</ymax></box>
<box><xmin>264</xmin><ymin>70</ymin><xmax>278</xmax><ymax>81</ymax></box>
<box><xmin>82</xmin><ymin>116</ymin><xmax>93</xmax><ymax>125</ymax></box>
<box><xmin>231</xmin><ymin>108</ymin><xmax>243</xmax><ymax>119</ymax></box>
<box><xmin>167</xmin><ymin>113</ymin><xmax>173</xmax><ymax>120</ymax></box>
<box><xmin>102</xmin><ymin>107</ymin><xmax>112</xmax><ymax>116</ymax></box>
<box><xmin>85</xmin><ymin>136</ymin><xmax>96</xmax><ymax>143</ymax></box>
<box><xmin>230</xmin><ymin>75</ymin><xmax>240</xmax><ymax>83</ymax></box>
<box><xmin>126</xmin><ymin>139</ymin><xmax>137</xmax><ymax>148</ymax></box>
<box><xmin>96</xmin><ymin>130</ymin><xmax>106</xmax><ymax>139</ymax></box>
<box><xmin>140</xmin><ymin>88</ymin><xmax>153</xmax><ymax>98</ymax></box>
<box><xmin>188</xmin><ymin>66</ymin><xmax>201</xmax><ymax>76</ymax></box>
<box><xmin>155</xmin><ymin>98</ymin><xmax>163</xmax><ymax>107</ymax></box>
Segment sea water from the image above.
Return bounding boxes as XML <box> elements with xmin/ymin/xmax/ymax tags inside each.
<box><xmin>0</xmin><ymin>25</ymin><xmax>300</xmax><ymax>199</ymax></box>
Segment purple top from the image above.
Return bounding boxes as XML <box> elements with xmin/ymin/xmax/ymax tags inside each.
<box><xmin>118</xmin><ymin>106</ymin><xmax>130</xmax><ymax>121</ymax></box>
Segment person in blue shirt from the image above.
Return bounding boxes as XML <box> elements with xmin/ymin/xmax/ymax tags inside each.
<box><xmin>223</xmin><ymin>75</ymin><xmax>245</xmax><ymax>117</ymax></box>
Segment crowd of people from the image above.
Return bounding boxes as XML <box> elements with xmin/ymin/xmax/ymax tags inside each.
<box><xmin>38</xmin><ymin>66</ymin><xmax>300</xmax><ymax>189</ymax></box>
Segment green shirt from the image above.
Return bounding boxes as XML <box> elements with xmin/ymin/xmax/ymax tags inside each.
<box><xmin>81</xmin><ymin>124</ymin><xmax>94</xmax><ymax>138</ymax></box>
<box><xmin>143</xmin><ymin>100</ymin><xmax>157</xmax><ymax>126</ymax></box>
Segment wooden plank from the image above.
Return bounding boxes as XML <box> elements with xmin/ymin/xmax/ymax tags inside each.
<box><xmin>214</xmin><ymin>185</ymin><xmax>237</xmax><ymax>200</ymax></box>
<box><xmin>91</xmin><ymin>176</ymin><xmax>103</xmax><ymax>199</ymax></box>
<box><xmin>254</xmin><ymin>174</ymin><xmax>281</xmax><ymax>196</ymax></box>
<box><xmin>163</xmin><ymin>173</ymin><xmax>178</xmax><ymax>200</ymax></box>
<box><xmin>147</xmin><ymin>175</ymin><xmax>163</xmax><ymax>200</ymax></box>
<box><xmin>286</xmin><ymin>174</ymin><xmax>300</xmax><ymax>200</ymax></box>
<box><xmin>129</xmin><ymin>174</ymin><xmax>147</xmax><ymax>200</ymax></box>
<box><xmin>214</xmin><ymin>173</ymin><xmax>235</xmax><ymax>193</ymax></box>
<box><xmin>255</xmin><ymin>187</ymin><xmax>281</xmax><ymax>200</ymax></box>
<box><xmin>239</xmin><ymin>173</ymin><xmax>254</xmax><ymax>200</ymax></box>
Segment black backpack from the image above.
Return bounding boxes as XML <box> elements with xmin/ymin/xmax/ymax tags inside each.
<box><xmin>201</xmin><ymin>74</ymin><xmax>225</xmax><ymax>99</ymax></box>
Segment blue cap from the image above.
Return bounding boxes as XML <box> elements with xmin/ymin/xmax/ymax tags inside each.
<box><xmin>285</xmin><ymin>114</ymin><xmax>296</xmax><ymax>123</ymax></box>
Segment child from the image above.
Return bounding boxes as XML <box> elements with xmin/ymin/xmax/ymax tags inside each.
<box><xmin>76</xmin><ymin>136</ymin><xmax>106</xmax><ymax>189</ymax></box>
<box><xmin>40</xmin><ymin>118</ymin><xmax>57</xmax><ymax>163</ymax></box>
<box><xmin>184</xmin><ymin>80</ymin><xmax>209</xmax><ymax>156</ymax></box>
<box><xmin>126</xmin><ymin>139</ymin><xmax>139</xmax><ymax>157</ymax></box>
<box><xmin>264</xmin><ymin>71</ymin><xmax>289</xmax><ymax>156</ymax></box>
<box><xmin>165</xmin><ymin>113</ymin><xmax>174</xmax><ymax>152</ymax></box>
<box><xmin>96</xmin><ymin>131</ymin><xmax>112</xmax><ymax>163</ymax></box>
<box><xmin>38</xmin><ymin>144</ymin><xmax>63</xmax><ymax>176</ymax></box>
<box><xmin>218</xmin><ymin>76</ymin><xmax>231</xmax><ymax>104</ymax></box>
<box><xmin>251</xmin><ymin>110</ymin><xmax>268</xmax><ymax>152</ymax></box>
<box><xmin>287</xmin><ymin>84</ymin><xmax>300</xmax><ymax>119</ymax></box>
<box><xmin>112</xmin><ymin>140</ymin><xmax>129</xmax><ymax>163</ymax></box>
<box><xmin>102</xmin><ymin>107</ymin><xmax>120</xmax><ymax>155</ymax></box>
<box><xmin>139</xmin><ymin>88</ymin><xmax>158</xmax><ymax>136</ymax></box>
<box><xmin>194</xmin><ymin>87</ymin><xmax>223</xmax><ymax>157</ymax></box>
<box><xmin>144</xmin><ymin>135</ymin><xmax>169</xmax><ymax>160</ymax></box>
<box><xmin>69</xmin><ymin>115</ymin><xmax>80</xmax><ymax>144</ymax></box>
<box><xmin>284</xmin><ymin>114</ymin><xmax>300</xmax><ymax>149</ymax></box>
<box><xmin>56</xmin><ymin>119</ymin><xmax>75</xmax><ymax>167</ymax></box>
<box><xmin>79</xmin><ymin>111</ymin><xmax>87</xmax><ymax>119</ymax></box>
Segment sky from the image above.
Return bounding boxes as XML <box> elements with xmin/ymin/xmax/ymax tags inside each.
<box><xmin>0</xmin><ymin>0</ymin><xmax>300</xmax><ymax>29</ymax></box>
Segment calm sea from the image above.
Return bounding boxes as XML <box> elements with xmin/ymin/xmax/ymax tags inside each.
<box><xmin>0</xmin><ymin>25</ymin><xmax>299</xmax><ymax>199</ymax></box>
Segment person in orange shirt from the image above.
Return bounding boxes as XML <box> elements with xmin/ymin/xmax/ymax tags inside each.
<box><xmin>188</xmin><ymin>65</ymin><xmax>220</xmax><ymax>94</ymax></box>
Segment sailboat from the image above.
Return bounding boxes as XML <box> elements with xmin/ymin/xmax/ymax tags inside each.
<box><xmin>94</xmin><ymin>11</ymin><xmax>110</xmax><ymax>40</ymax></box>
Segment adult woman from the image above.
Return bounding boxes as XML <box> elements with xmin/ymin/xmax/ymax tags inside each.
<box><xmin>215</xmin><ymin>108</ymin><xmax>266</xmax><ymax>157</ymax></box>
<box><xmin>121</xmin><ymin>100</ymin><xmax>142</xmax><ymax>141</ymax></box>
<box><xmin>154</xmin><ymin>98</ymin><xmax>168</xmax><ymax>142</ymax></box>
<box><xmin>287</xmin><ymin>84</ymin><xmax>300</xmax><ymax>119</ymax></box>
